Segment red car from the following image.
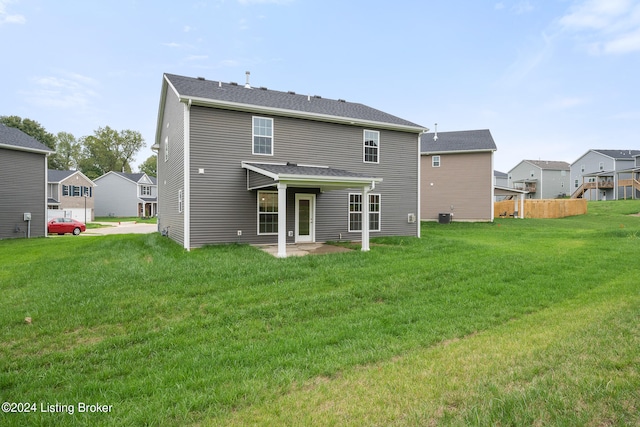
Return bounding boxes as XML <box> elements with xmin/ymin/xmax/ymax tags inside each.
<box><xmin>48</xmin><ymin>218</ymin><xmax>86</xmax><ymax>235</ymax></box>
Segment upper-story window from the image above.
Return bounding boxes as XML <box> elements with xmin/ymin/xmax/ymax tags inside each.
<box><xmin>363</xmin><ymin>130</ymin><xmax>379</xmax><ymax>163</ymax></box>
<box><xmin>599</xmin><ymin>162</ymin><xmax>604</xmax><ymax>170</ymax></box>
<box><xmin>432</xmin><ymin>156</ymin><xmax>440</xmax><ymax>167</ymax></box>
<box><xmin>141</xmin><ymin>186</ymin><xmax>152</xmax><ymax>196</ymax></box>
<box><xmin>253</xmin><ymin>117</ymin><xmax>273</xmax><ymax>155</ymax></box>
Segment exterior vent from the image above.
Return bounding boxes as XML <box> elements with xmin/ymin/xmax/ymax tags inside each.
<box><xmin>288</xmin><ymin>91</ymin><xmax>296</xmax><ymax>95</ymax></box>
<box><xmin>197</xmin><ymin>76</ymin><xmax>205</xmax><ymax>80</ymax></box>
<box><xmin>313</xmin><ymin>95</ymin><xmax>322</xmax><ymax>99</ymax></box>
<box><xmin>338</xmin><ymin>99</ymin><xmax>346</xmax><ymax>102</ymax></box>
<box><xmin>230</xmin><ymin>82</ymin><xmax>238</xmax><ymax>86</ymax></box>
<box><xmin>407</xmin><ymin>213</ymin><xmax>416</xmax><ymax>223</ymax></box>
<box><xmin>259</xmin><ymin>86</ymin><xmax>268</xmax><ymax>90</ymax></box>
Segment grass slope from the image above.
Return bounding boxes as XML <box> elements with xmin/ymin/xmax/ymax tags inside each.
<box><xmin>1</xmin><ymin>201</ymin><xmax>639</xmax><ymax>426</ymax></box>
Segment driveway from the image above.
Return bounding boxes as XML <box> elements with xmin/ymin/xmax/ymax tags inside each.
<box><xmin>83</xmin><ymin>222</ymin><xmax>157</xmax><ymax>236</ymax></box>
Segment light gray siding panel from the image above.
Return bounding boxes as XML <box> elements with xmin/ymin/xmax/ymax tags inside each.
<box><xmin>0</xmin><ymin>148</ymin><xmax>47</xmax><ymax>239</ymax></box>
<box><xmin>157</xmin><ymin>89</ymin><xmax>186</xmax><ymax>245</ymax></box>
<box><xmin>94</xmin><ymin>174</ymin><xmax>138</xmax><ymax>216</ymax></box>
<box><xmin>187</xmin><ymin>107</ymin><xmax>419</xmax><ymax>247</ymax></box>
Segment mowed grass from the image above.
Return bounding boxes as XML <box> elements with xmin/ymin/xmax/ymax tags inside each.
<box><xmin>1</xmin><ymin>200</ymin><xmax>639</xmax><ymax>426</ymax></box>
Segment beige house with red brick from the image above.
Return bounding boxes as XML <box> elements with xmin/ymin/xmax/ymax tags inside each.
<box><xmin>47</xmin><ymin>170</ymin><xmax>96</xmax><ymax>223</ymax></box>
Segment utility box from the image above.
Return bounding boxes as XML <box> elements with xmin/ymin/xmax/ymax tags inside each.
<box><xmin>23</xmin><ymin>212</ymin><xmax>31</xmax><ymax>221</ymax></box>
<box><xmin>438</xmin><ymin>213</ymin><xmax>452</xmax><ymax>224</ymax></box>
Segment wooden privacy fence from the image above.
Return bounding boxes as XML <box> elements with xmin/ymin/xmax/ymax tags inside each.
<box><xmin>494</xmin><ymin>199</ymin><xmax>587</xmax><ymax>219</ymax></box>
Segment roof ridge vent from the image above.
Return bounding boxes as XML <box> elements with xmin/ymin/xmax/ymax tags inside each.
<box><xmin>230</xmin><ymin>82</ymin><xmax>238</xmax><ymax>86</ymax></box>
<box><xmin>259</xmin><ymin>86</ymin><xmax>268</xmax><ymax>90</ymax></box>
<box><xmin>197</xmin><ymin>76</ymin><xmax>205</xmax><ymax>80</ymax></box>
<box><xmin>338</xmin><ymin>99</ymin><xmax>346</xmax><ymax>102</ymax></box>
<box><xmin>288</xmin><ymin>91</ymin><xmax>296</xmax><ymax>95</ymax></box>
<box><xmin>313</xmin><ymin>95</ymin><xmax>322</xmax><ymax>99</ymax></box>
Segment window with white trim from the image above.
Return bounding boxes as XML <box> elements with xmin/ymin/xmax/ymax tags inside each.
<box><xmin>141</xmin><ymin>186</ymin><xmax>152</xmax><ymax>196</ymax></box>
<box><xmin>253</xmin><ymin>117</ymin><xmax>273</xmax><ymax>155</ymax></box>
<box><xmin>164</xmin><ymin>136</ymin><xmax>169</xmax><ymax>162</ymax></box>
<box><xmin>363</xmin><ymin>130</ymin><xmax>379</xmax><ymax>163</ymax></box>
<box><xmin>575</xmin><ymin>179</ymin><xmax>579</xmax><ymax>188</ymax></box>
<box><xmin>348</xmin><ymin>193</ymin><xmax>381</xmax><ymax>232</ymax></box>
<box><xmin>258</xmin><ymin>191</ymin><xmax>278</xmax><ymax>234</ymax></box>
<box><xmin>432</xmin><ymin>155</ymin><xmax>440</xmax><ymax>167</ymax></box>
<box><xmin>178</xmin><ymin>189</ymin><xmax>183</xmax><ymax>213</ymax></box>
<box><xmin>599</xmin><ymin>161</ymin><xmax>604</xmax><ymax>170</ymax></box>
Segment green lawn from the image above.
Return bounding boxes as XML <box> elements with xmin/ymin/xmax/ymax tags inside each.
<box><xmin>1</xmin><ymin>201</ymin><xmax>639</xmax><ymax>426</ymax></box>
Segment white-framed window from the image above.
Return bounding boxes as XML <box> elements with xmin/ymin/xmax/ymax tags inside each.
<box><xmin>432</xmin><ymin>155</ymin><xmax>441</xmax><ymax>167</ymax></box>
<box><xmin>178</xmin><ymin>189</ymin><xmax>183</xmax><ymax>213</ymax></box>
<box><xmin>599</xmin><ymin>162</ymin><xmax>604</xmax><ymax>170</ymax></box>
<box><xmin>581</xmin><ymin>164</ymin><xmax>585</xmax><ymax>173</ymax></box>
<box><xmin>253</xmin><ymin>117</ymin><xmax>273</xmax><ymax>155</ymax></box>
<box><xmin>363</xmin><ymin>130</ymin><xmax>379</xmax><ymax>163</ymax></box>
<box><xmin>72</xmin><ymin>185</ymin><xmax>81</xmax><ymax>197</ymax></box>
<box><xmin>348</xmin><ymin>193</ymin><xmax>381</xmax><ymax>232</ymax></box>
<box><xmin>258</xmin><ymin>191</ymin><xmax>278</xmax><ymax>234</ymax></box>
<box><xmin>62</xmin><ymin>185</ymin><xmax>69</xmax><ymax>196</ymax></box>
<box><xmin>575</xmin><ymin>179</ymin><xmax>579</xmax><ymax>188</ymax></box>
<box><xmin>164</xmin><ymin>136</ymin><xmax>169</xmax><ymax>162</ymax></box>
<box><xmin>141</xmin><ymin>186</ymin><xmax>151</xmax><ymax>196</ymax></box>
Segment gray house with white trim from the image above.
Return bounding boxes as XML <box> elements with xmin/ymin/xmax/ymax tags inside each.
<box><xmin>94</xmin><ymin>171</ymin><xmax>157</xmax><ymax>218</ymax></box>
<box><xmin>509</xmin><ymin>160</ymin><xmax>570</xmax><ymax>199</ymax></box>
<box><xmin>570</xmin><ymin>149</ymin><xmax>640</xmax><ymax>200</ymax></box>
<box><xmin>420</xmin><ymin>129</ymin><xmax>497</xmax><ymax>222</ymax></box>
<box><xmin>155</xmin><ymin>73</ymin><xmax>426</xmax><ymax>256</ymax></box>
<box><xmin>0</xmin><ymin>124</ymin><xmax>54</xmax><ymax>239</ymax></box>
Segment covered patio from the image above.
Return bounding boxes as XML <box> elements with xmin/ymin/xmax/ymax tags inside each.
<box><xmin>242</xmin><ymin>161</ymin><xmax>382</xmax><ymax>258</ymax></box>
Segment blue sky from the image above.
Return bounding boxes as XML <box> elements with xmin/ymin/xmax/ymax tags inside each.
<box><xmin>1</xmin><ymin>0</ymin><xmax>639</xmax><ymax>172</ymax></box>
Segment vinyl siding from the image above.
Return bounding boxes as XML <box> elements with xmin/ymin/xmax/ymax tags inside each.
<box><xmin>186</xmin><ymin>106</ymin><xmax>419</xmax><ymax>247</ymax></box>
<box><xmin>420</xmin><ymin>152</ymin><xmax>493</xmax><ymax>221</ymax></box>
<box><xmin>0</xmin><ymin>148</ymin><xmax>47</xmax><ymax>239</ymax></box>
<box><xmin>157</xmin><ymin>88</ymin><xmax>186</xmax><ymax>245</ymax></box>
<box><xmin>94</xmin><ymin>174</ymin><xmax>139</xmax><ymax>217</ymax></box>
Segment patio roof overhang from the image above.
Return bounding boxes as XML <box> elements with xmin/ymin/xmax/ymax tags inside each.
<box><xmin>241</xmin><ymin>161</ymin><xmax>383</xmax><ymax>191</ymax></box>
<box><xmin>241</xmin><ymin>161</ymin><xmax>382</xmax><ymax>258</ymax></box>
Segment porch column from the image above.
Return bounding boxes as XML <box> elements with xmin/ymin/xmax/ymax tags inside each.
<box><xmin>519</xmin><ymin>194</ymin><xmax>525</xmax><ymax>219</ymax></box>
<box><xmin>361</xmin><ymin>185</ymin><xmax>370</xmax><ymax>252</ymax></box>
<box><xmin>277</xmin><ymin>183</ymin><xmax>287</xmax><ymax>258</ymax></box>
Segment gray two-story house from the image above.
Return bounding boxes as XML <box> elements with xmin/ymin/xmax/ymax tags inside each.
<box><xmin>94</xmin><ymin>171</ymin><xmax>157</xmax><ymax>218</ymax></box>
<box><xmin>0</xmin><ymin>124</ymin><xmax>54</xmax><ymax>239</ymax></box>
<box><xmin>509</xmin><ymin>160</ymin><xmax>570</xmax><ymax>199</ymax></box>
<box><xmin>154</xmin><ymin>73</ymin><xmax>426</xmax><ymax>256</ymax></box>
<box><xmin>570</xmin><ymin>149</ymin><xmax>640</xmax><ymax>200</ymax></box>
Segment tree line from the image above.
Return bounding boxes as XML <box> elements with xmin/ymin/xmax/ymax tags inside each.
<box><xmin>1</xmin><ymin>115</ymin><xmax>157</xmax><ymax>179</ymax></box>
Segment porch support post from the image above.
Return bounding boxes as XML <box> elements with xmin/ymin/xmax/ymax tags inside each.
<box><xmin>520</xmin><ymin>194</ymin><xmax>524</xmax><ymax>219</ymax></box>
<box><xmin>277</xmin><ymin>183</ymin><xmax>287</xmax><ymax>258</ymax></box>
<box><xmin>361</xmin><ymin>184</ymin><xmax>371</xmax><ymax>252</ymax></box>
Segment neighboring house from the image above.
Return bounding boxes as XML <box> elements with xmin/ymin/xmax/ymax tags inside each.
<box><xmin>94</xmin><ymin>171</ymin><xmax>158</xmax><ymax>217</ymax></box>
<box><xmin>508</xmin><ymin>160</ymin><xmax>570</xmax><ymax>199</ymax></box>
<box><xmin>47</xmin><ymin>170</ymin><xmax>96</xmax><ymax>222</ymax></box>
<box><xmin>570</xmin><ymin>149</ymin><xmax>640</xmax><ymax>200</ymax></box>
<box><xmin>617</xmin><ymin>154</ymin><xmax>640</xmax><ymax>199</ymax></box>
<box><xmin>420</xmin><ymin>129</ymin><xmax>497</xmax><ymax>222</ymax></box>
<box><xmin>0</xmin><ymin>124</ymin><xmax>54</xmax><ymax>239</ymax></box>
<box><xmin>155</xmin><ymin>73</ymin><xmax>426</xmax><ymax>255</ymax></box>
<box><xmin>494</xmin><ymin>170</ymin><xmax>508</xmax><ymax>188</ymax></box>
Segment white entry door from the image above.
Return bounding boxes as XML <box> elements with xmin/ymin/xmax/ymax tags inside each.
<box><xmin>295</xmin><ymin>194</ymin><xmax>315</xmax><ymax>243</ymax></box>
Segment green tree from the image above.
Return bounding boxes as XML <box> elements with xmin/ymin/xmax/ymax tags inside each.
<box><xmin>78</xmin><ymin>126</ymin><xmax>145</xmax><ymax>179</ymax></box>
<box><xmin>0</xmin><ymin>115</ymin><xmax>63</xmax><ymax>169</ymax></box>
<box><xmin>139</xmin><ymin>154</ymin><xmax>157</xmax><ymax>177</ymax></box>
<box><xmin>55</xmin><ymin>131</ymin><xmax>82</xmax><ymax>170</ymax></box>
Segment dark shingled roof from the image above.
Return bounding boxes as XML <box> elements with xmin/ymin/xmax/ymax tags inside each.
<box><xmin>420</xmin><ymin>129</ymin><xmax>497</xmax><ymax>153</ymax></box>
<box><xmin>0</xmin><ymin>124</ymin><xmax>54</xmax><ymax>154</ymax></box>
<box><xmin>164</xmin><ymin>73</ymin><xmax>424</xmax><ymax>130</ymax></box>
<box><xmin>48</xmin><ymin>170</ymin><xmax>76</xmax><ymax>182</ymax></box>
<box><xmin>592</xmin><ymin>149</ymin><xmax>640</xmax><ymax>159</ymax></box>
<box><xmin>248</xmin><ymin>163</ymin><xmax>378</xmax><ymax>179</ymax></box>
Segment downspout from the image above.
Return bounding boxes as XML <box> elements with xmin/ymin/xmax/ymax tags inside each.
<box><xmin>184</xmin><ymin>98</ymin><xmax>192</xmax><ymax>250</ymax></box>
<box><xmin>416</xmin><ymin>133</ymin><xmax>421</xmax><ymax>237</ymax></box>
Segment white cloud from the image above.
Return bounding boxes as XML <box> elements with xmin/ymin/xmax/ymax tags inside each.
<box><xmin>23</xmin><ymin>72</ymin><xmax>100</xmax><ymax>109</ymax></box>
<box><xmin>0</xmin><ymin>0</ymin><xmax>25</xmax><ymax>24</ymax></box>
<box><xmin>559</xmin><ymin>0</ymin><xmax>640</xmax><ymax>54</ymax></box>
